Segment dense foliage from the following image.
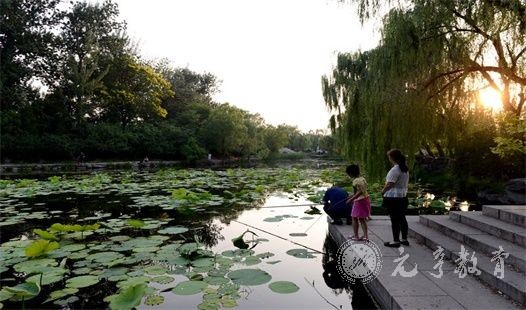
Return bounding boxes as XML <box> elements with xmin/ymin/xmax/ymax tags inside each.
<box><xmin>323</xmin><ymin>0</ymin><xmax>525</xmax><ymax>184</ymax></box>
<box><xmin>0</xmin><ymin>0</ymin><xmax>333</xmax><ymax>162</ymax></box>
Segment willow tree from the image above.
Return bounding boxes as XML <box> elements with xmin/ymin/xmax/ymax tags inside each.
<box><xmin>323</xmin><ymin>0</ymin><xmax>525</xmax><ymax>179</ymax></box>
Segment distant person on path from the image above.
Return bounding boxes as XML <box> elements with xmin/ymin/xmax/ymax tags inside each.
<box><xmin>346</xmin><ymin>164</ymin><xmax>371</xmax><ymax>241</ymax></box>
<box><xmin>322</xmin><ymin>186</ymin><xmax>350</xmax><ymax>225</ymax></box>
<box><xmin>382</xmin><ymin>149</ymin><xmax>410</xmax><ymax>247</ymax></box>
<box><xmin>76</xmin><ymin>152</ymin><xmax>86</xmax><ymax>165</ymax></box>
<box><xmin>139</xmin><ymin>156</ymin><xmax>150</xmax><ymax>169</ymax></box>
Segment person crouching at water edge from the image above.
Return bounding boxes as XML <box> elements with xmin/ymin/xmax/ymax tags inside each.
<box><xmin>322</xmin><ymin>186</ymin><xmax>350</xmax><ymax>225</ymax></box>
<box><xmin>345</xmin><ymin>164</ymin><xmax>371</xmax><ymax>241</ymax></box>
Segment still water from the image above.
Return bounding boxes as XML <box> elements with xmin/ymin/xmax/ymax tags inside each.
<box><xmin>0</xmin><ymin>168</ymin><xmax>377</xmax><ymax>309</ymax></box>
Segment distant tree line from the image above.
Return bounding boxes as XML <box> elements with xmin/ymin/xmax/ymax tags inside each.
<box><xmin>0</xmin><ymin>0</ymin><xmax>335</xmax><ymax>162</ymax></box>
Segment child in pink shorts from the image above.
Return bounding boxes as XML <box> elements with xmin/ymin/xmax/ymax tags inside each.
<box><xmin>345</xmin><ymin>164</ymin><xmax>371</xmax><ymax>241</ymax></box>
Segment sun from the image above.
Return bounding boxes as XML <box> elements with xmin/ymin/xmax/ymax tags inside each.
<box><xmin>478</xmin><ymin>87</ymin><xmax>503</xmax><ymax>112</ymax></box>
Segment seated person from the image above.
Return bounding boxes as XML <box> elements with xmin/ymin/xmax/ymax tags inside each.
<box><xmin>322</xmin><ymin>186</ymin><xmax>350</xmax><ymax>225</ymax></box>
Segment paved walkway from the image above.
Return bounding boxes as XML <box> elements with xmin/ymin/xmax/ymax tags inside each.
<box><xmin>329</xmin><ymin>216</ymin><xmax>521</xmax><ymax>309</ymax></box>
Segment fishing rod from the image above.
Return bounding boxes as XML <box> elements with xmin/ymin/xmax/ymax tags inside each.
<box><xmin>260</xmin><ymin>196</ymin><xmax>349</xmax><ymax>209</ymax></box>
<box><xmin>234</xmin><ymin>197</ymin><xmax>350</xmax><ymax>254</ymax></box>
<box><xmin>232</xmin><ymin>219</ymin><xmax>327</xmax><ymax>255</ymax></box>
<box><xmin>260</xmin><ymin>203</ymin><xmax>322</xmax><ymax>209</ymax></box>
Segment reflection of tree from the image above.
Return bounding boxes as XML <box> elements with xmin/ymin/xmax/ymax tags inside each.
<box><xmin>189</xmin><ymin>221</ymin><xmax>224</xmax><ymax>248</ymax></box>
<box><xmin>322</xmin><ymin>234</ymin><xmax>351</xmax><ymax>293</ymax></box>
<box><xmin>321</xmin><ymin>234</ymin><xmax>378</xmax><ymax>309</ymax></box>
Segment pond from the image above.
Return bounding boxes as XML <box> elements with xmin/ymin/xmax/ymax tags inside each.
<box><xmin>0</xmin><ymin>167</ymin><xmax>380</xmax><ymax>310</ymax></box>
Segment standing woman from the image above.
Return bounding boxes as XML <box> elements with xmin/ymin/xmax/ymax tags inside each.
<box><xmin>382</xmin><ymin>149</ymin><xmax>410</xmax><ymax>247</ymax></box>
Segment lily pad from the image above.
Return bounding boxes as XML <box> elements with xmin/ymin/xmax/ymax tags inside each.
<box><xmin>4</xmin><ymin>282</ymin><xmax>40</xmax><ymax>301</ymax></box>
<box><xmin>227</xmin><ymin>268</ymin><xmax>272</xmax><ymax>286</ymax></box>
<box><xmin>268</xmin><ymin>281</ymin><xmax>300</xmax><ymax>294</ymax></box>
<box><xmin>44</xmin><ymin>288</ymin><xmax>79</xmax><ymax>303</ymax></box>
<box><xmin>117</xmin><ymin>276</ymin><xmax>150</xmax><ymax>289</ymax></box>
<box><xmin>14</xmin><ymin>258</ymin><xmax>57</xmax><ymax>274</ymax></box>
<box><xmin>65</xmin><ymin>275</ymin><xmax>99</xmax><ymax>288</ymax></box>
<box><xmin>108</xmin><ymin>283</ymin><xmax>146</xmax><ymax>310</ymax></box>
<box><xmin>243</xmin><ymin>256</ymin><xmax>261</xmax><ymax>266</ymax></box>
<box><xmin>144</xmin><ymin>294</ymin><xmax>164</xmax><ymax>306</ymax></box>
<box><xmin>221</xmin><ymin>296</ymin><xmax>238</xmax><ymax>308</ymax></box>
<box><xmin>266</xmin><ymin>260</ymin><xmax>281</xmax><ymax>265</ymax></box>
<box><xmin>192</xmin><ymin>257</ymin><xmax>215</xmax><ymax>268</ymax></box>
<box><xmin>151</xmin><ymin>276</ymin><xmax>174</xmax><ymax>284</ymax></box>
<box><xmin>27</xmin><ymin>269</ymin><xmax>66</xmax><ymax>285</ymax></box>
<box><xmin>204</xmin><ymin>276</ymin><xmax>229</xmax><ymax>285</ymax></box>
<box><xmin>172</xmin><ymin>281</ymin><xmax>208</xmax><ymax>295</ymax></box>
<box><xmin>144</xmin><ymin>265</ymin><xmax>167</xmax><ymax>275</ymax></box>
<box><xmin>286</xmin><ymin>248</ymin><xmax>316</xmax><ymax>259</ymax></box>
<box><xmin>157</xmin><ymin>226</ymin><xmax>189</xmax><ymax>235</ymax></box>
<box><xmin>61</xmin><ymin>244</ymin><xmax>86</xmax><ymax>252</ymax></box>
<box><xmin>263</xmin><ymin>216</ymin><xmax>283</xmax><ymax>222</ymax></box>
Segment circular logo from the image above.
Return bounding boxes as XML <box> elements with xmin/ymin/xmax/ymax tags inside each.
<box><xmin>336</xmin><ymin>239</ymin><xmax>382</xmax><ymax>284</ymax></box>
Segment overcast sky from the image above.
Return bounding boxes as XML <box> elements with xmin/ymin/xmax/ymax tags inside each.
<box><xmin>112</xmin><ymin>0</ymin><xmax>380</xmax><ymax>131</ymax></box>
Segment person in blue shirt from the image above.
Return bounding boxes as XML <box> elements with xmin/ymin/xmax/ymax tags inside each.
<box><xmin>322</xmin><ymin>186</ymin><xmax>350</xmax><ymax>225</ymax></box>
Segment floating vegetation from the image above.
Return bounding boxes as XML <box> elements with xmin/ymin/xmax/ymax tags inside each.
<box><xmin>0</xmin><ymin>166</ymin><xmax>351</xmax><ymax>309</ymax></box>
<box><xmin>285</xmin><ymin>249</ymin><xmax>317</xmax><ymax>259</ymax></box>
<box><xmin>227</xmin><ymin>269</ymin><xmax>272</xmax><ymax>286</ymax></box>
<box><xmin>268</xmin><ymin>281</ymin><xmax>300</xmax><ymax>294</ymax></box>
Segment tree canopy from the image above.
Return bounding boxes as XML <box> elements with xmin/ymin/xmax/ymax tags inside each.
<box><xmin>324</xmin><ymin>0</ymin><xmax>525</xmax><ymax>179</ymax></box>
<box><xmin>0</xmin><ymin>0</ymin><xmax>333</xmax><ymax>162</ymax></box>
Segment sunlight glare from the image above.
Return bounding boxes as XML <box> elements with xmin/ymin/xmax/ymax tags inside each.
<box><xmin>478</xmin><ymin>87</ymin><xmax>503</xmax><ymax>112</ymax></box>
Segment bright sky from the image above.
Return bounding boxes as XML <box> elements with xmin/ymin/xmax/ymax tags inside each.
<box><xmin>112</xmin><ymin>0</ymin><xmax>380</xmax><ymax>131</ymax></box>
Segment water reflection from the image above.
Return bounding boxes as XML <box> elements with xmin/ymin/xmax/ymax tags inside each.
<box><xmin>322</xmin><ymin>235</ymin><xmax>377</xmax><ymax>310</ymax></box>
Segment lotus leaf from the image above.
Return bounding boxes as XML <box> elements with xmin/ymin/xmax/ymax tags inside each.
<box><xmin>268</xmin><ymin>281</ymin><xmax>299</xmax><ymax>294</ymax></box>
<box><xmin>221</xmin><ymin>296</ymin><xmax>238</xmax><ymax>308</ymax></box>
<box><xmin>151</xmin><ymin>276</ymin><xmax>174</xmax><ymax>284</ymax></box>
<box><xmin>117</xmin><ymin>276</ymin><xmax>150</xmax><ymax>289</ymax></box>
<box><xmin>14</xmin><ymin>258</ymin><xmax>57</xmax><ymax>274</ymax></box>
<box><xmin>4</xmin><ymin>281</ymin><xmax>40</xmax><ymax>301</ymax></box>
<box><xmin>286</xmin><ymin>248</ymin><xmax>316</xmax><ymax>259</ymax></box>
<box><xmin>53</xmin><ymin>295</ymin><xmax>79</xmax><ymax>306</ymax></box>
<box><xmin>243</xmin><ymin>256</ymin><xmax>261</xmax><ymax>266</ymax></box>
<box><xmin>144</xmin><ymin>265</ymin><xmax>167</xmax><ymax>275</ymax></box>
<box><xmin>44</xmin><ymin>288</ymin><xmax>78</xmax><ymax>303</ymax></box>
<box><xmin>191</xmin><ymin>258</ymin><xmax>215</xmax><ymax>268</ymax></box>
<box><xmin>108</xmin><ymin>283</ymin><xmax>147</xmax><ymax>310</ymax></box>
<box><xmin>33</xmin><ymin>229</ymin><xmax>59</xmax><ymax>241</ymax></box>
<box><xmin>158</xmin><ymin>226</ymin><xmax>188</xmax><ymax>235</ymax></box>
<box><xmin>227</xmin><ymin>268</ymin><xmax>272</xmax><ymax>286</ymax></box>
<box><xmin>126</xmin><ymin>219</ymin><xmax>145</xmax><ymax>228</ymax></box>
<box><xmin>27</xmin><ymin>268</ymin><xmax>66</xmax><ymax>285</ymax></box>
<box><xmin>65</xmin><ymin>275</ymin><xmax>99</xmax><ymax>288</ymax></box>
<box><xmin>25</xmin><ymin>239</ymin><xmax>59</xmax><ymax>257</ymax></box>
<box><xmin>172</xmin><ymin>281</ymin><xmax>208</xmax><ymax>295</ymax></box>
<box><xmin>204</xmin><ymin>276</ymin><xmax>229</xmax><ymax>285</ymax></box>
<box><xmin>86</xmin><ymin>251</ymin><xmax>124</xmax><ymax>263</ymax></box>
<box><xmin>144</xmin><ymin>294</ymin><xmax>164</xmax><ymax>306</ymax></box>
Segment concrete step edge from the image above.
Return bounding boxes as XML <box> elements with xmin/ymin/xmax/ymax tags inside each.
<box><xmin>449</xmin><ymin>211</ymin><xmax>526</xmax><ymax>247</ymax></box>
<box><xmin>420</xmin><ymin>215</ymin><xmax>526</xmax><ymax>273</ymax></box>
<box><xmin>483</xmin><ymin>205</ymin><xmax>526</xmax><ymax>228</ymax></box>
<box><xmin>409</xmin><ymin>222</ymin><xmax>526</xmax><ymax>305</ymax></box>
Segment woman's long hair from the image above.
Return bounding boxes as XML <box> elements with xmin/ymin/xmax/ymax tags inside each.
<box><xmin>387</xmin><ymin>149</ymin><xmax>408</xmax><ymax>173</ymax></box>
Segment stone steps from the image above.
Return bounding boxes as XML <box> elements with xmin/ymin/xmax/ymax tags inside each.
<box><xmin>409</xmin><ymin>221</ymin><xmax>526</xmax><ymax>305</ymax></box>
<box><xmin>329</xmin><ymin>216</ymin><xmax>521</xmax><ymax>309</ymax></box>
<box><xmin>420</xmin><ymin>215</ymin><xmax>526</xmax><ymax>273</ymax></box>
<box><xmin>483</xmin><ymin>205</ymin><xmax>526</xmax><ymax>228</ymax></box>
<box><xmin>450</xmin><ymin>211</ymin><xmax>526</xmax><ymax>247</ymax></box>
